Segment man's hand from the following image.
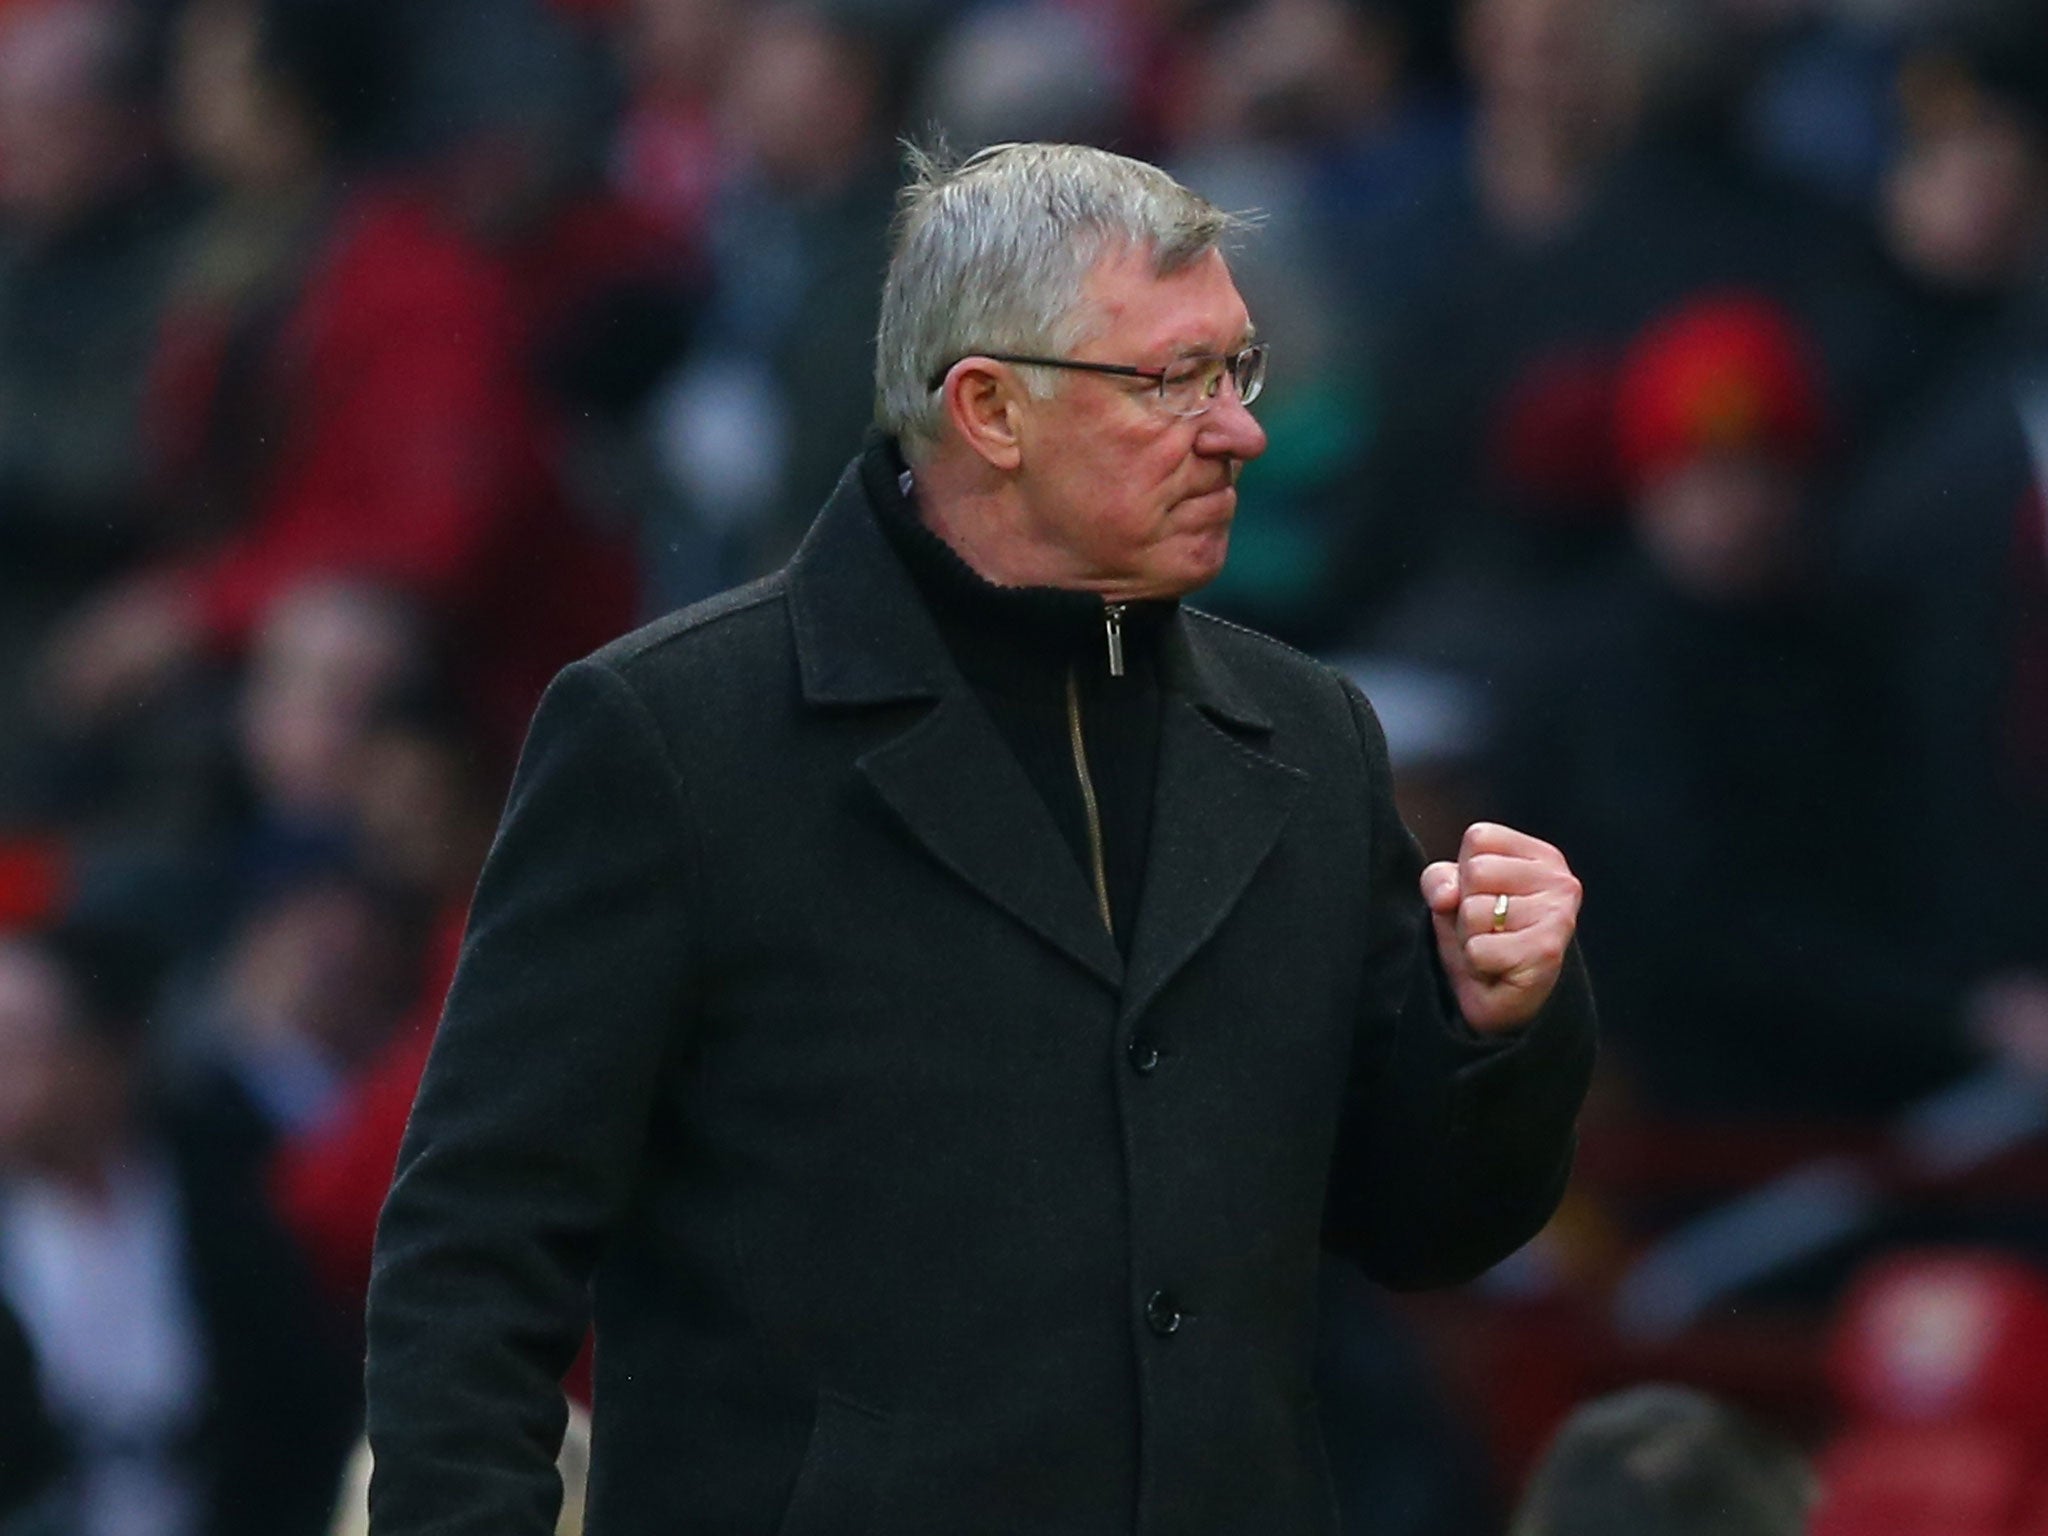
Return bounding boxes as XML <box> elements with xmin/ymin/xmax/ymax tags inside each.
<box><xmin>1420</xmin><ymin>822</ymin><xmax>1583</xmax><ymax>1033</ymax></box>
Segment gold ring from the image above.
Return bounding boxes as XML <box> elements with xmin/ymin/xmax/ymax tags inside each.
<box><xmin>1491</xmin><ymin>892</ymin><xmax>1511</xmax><ymax>932</ymax></box>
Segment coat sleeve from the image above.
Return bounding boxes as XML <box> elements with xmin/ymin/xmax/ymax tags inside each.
<box><xmin>364</xmin><ymin>656</ymin><xmax>699</xmax><ymax>1536</ymax></box>
<box><xmin>1320</xmin><ymin>680</ymin><xmax>1596</xmax><ymax>1292</ymax></box>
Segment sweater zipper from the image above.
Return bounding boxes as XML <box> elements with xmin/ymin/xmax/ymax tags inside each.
<box><xmin>1065</xmin><ymin>666</ymin><xmax>1114</xmax><ymax>936</ymax></box>
<box><xmin>1104</xmin><ymin>602</ymin><xmax>1126</xmax><ymax>678</ymax></box>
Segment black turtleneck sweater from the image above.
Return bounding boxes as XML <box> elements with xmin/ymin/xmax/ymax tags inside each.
<box><xmin>862</xmin><ymin>440</ymin><xmax>1170</xmax><ymax>955</ymax></box>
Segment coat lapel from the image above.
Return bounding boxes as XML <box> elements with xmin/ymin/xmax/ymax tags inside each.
<box><xmin>857</xmin><ymin>696</ymin><xmax>1124</xmax><ymax>989</ymax></box>
<box><xmin>788</xmin><ymin>452</ymin><xmax>1124</xmax><ymax>990</ymax></box>
<box><xmin>1119</xmin><ymin>620</ymin><xmax>1308</xmax><ymax>1027</ymax></box>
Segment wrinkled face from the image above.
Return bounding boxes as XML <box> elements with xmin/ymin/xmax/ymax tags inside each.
<box><xmin>1012</xmin><ymin>244</ymin><xmax>1267</xmax><ymax>602</ymax></box>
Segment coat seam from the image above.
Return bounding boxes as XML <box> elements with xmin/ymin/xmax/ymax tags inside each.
<box><xmin>605</xmin><ymin>580</ymin><xmax>787</xmax><ymax>672</ymax></box>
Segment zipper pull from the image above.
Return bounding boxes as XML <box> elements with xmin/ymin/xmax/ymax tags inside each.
<box><xmin>1105</xmin><ymin>603</ymin><xmax>1126</xmax><ymax>678</ymax></box>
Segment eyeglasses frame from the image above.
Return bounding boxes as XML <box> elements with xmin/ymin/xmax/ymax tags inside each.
<box><xmin>924</xmin><ymin>345</ymin><xmax>1268</xmax><ymax>416</ymax></box>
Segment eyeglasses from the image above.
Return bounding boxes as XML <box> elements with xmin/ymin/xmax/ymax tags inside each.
<box><xmin>925</xmin><ymin>344</ymin><xmax>1268</xmax><ymax>418</ymax></box>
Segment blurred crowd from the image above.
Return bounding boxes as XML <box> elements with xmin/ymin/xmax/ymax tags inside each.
<box><xmin>0</xmin><ymin>0</ymin><xmax>2045</xmax><ymax>1531</ymax></box>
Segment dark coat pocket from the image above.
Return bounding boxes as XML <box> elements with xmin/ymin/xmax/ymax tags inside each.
<box><xmin>775</xmin><ymin>1390</ymin><xmax>894</xmax><ymax>1536</ymax></box>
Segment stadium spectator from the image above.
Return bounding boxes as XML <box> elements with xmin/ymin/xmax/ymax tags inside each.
<box><xmin>608</xmin><ymin>0</ymin><xmax>739</xmax><ymax>262</ymax></box>
<box><xmin>0</xmin><ymin>925</ymin><xmax>355</xmax><ymax>1536</ymax></box>
<box><xmin>1511</xmin><ymin>1384</ymin><xmax>1816</xmax><ymax>1536</ymax></box>
<box><xmin>41</xmin><ymin>0</ymin><xmax>629</xmax><ymax>766</ymax></box>
<box><xmin>1329</xmin><ymin>0</ymin><xmax>1902</xmax><ymax>680</ymax></box>
<box><xmin>1882</xmin><ymin>13</ymin><xmax>2048</xmax><ymax>322</ymax></box>
<box><xmin>232</xmin><ymin>582</ymin><xmax>427</xmax><ymax>863</ymax></box>
<box><xmin>186</xmin><ymin>865</ymin><xmax>407</xmax><ymax>1141</ymax></box>
<box><xmin>1495</xmin><ymin>290</ymin><xmax>1980</xmax><ymax>1115</ymax></box>
<box><xmin>403</xmin><ymin>0</ymin><xmax>691</xmax><ymax>625</ymax></box>
<box><xmin>1834</xmin><ymin>6</ymin><xmax>2048</xmax><ymax>436</ymax></box>
<box><xmin>0</xmin><ymin>0</ymin><xmax>192</xmax><ymax>826</ymax></box>
<box><xmin>1835</xmin><ymin>303</ymin><xmax>2048</xmax><ymax>1085</ymax></box>
<box><xmin>917</xmin><ymin>1</ymin><xmax>1133</xmax><ymax>153</ymax></box>
<box><xmin>639</xmin><ymin>0</ymin><xmax>899</xmax><ymax>602</ymax></box>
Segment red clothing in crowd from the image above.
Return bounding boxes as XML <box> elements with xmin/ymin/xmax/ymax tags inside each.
<box><xmin>146</xmin><ymin>185</ymin><xmax>636</xmax><ymax>757</ymax></box>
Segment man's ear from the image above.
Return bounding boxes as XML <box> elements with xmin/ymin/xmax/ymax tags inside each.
<box><xmin>938</xmin><ymin>360</ymin><xmax>1026</xmax><ymax>472</ymax></box>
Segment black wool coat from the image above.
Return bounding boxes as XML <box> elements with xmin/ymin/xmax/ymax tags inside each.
<box><xmin>364</xmin><ymin>445</ymin><xmax>1597</xmax><ymax>1536</ymax></box>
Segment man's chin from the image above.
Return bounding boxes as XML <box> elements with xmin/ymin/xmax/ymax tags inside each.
<box><xmin>1137</xmin><ymin>528</ymin><xmax>1232</xmax><ymax>601</ymax></box>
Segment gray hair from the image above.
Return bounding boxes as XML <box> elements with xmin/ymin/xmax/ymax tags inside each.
<box><xmin>874</xmin><ymin>141</ymin><xmax>1245</xmax><ymax>456</ymax></box>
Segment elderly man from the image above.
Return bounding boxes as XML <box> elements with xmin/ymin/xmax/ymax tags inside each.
<box><xmin>365</xmin><ymin>143</ymin><xmax>1595</xmax><ymax>1536</ymax></box>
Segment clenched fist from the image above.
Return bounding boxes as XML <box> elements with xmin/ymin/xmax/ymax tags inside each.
<box><xmin>1420</xmin><ymin>822</ymin><xmax>1583</xmax><ymax>1033</ymax></box>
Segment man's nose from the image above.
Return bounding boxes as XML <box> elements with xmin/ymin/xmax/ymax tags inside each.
<box><xmin>1197</xmin><ymin>387</ymin><xmax>1268</xmax><ymax>461</ymax></box>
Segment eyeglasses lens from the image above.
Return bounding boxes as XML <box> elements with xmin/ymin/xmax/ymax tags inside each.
<box><xmin>1161</xmin><ymin>349</ymin><xmax>1266</xmax><ymax>416</ymax></box>
<box><xmin>1234</xmin><ymin>346</ymin><xmax>1266</xmax><ymax>406</ymax></box>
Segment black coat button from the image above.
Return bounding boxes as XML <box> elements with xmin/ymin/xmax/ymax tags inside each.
<box><xmin>1127</xmin><ymin>1038</ymin><xmax>1160</xmax><ymax>1075</ymax></box>
<box><xmin>1144</xmin><ymin>1290</ymin><xmax>1182</xmax><ymax>1337</ymax></box>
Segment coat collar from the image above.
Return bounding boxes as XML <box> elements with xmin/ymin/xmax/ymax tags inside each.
<box><xmin>786</xmin><ymin>451</ymin><xmax>944</xmax><ymax>706</ymax></box>
<box><xmin>785</xmin><ymin>440</ymin><xmax>1300</xmax><ymax>1005</ymax></box>
<box><xmin>786</xmin><ymin>440</ymin><xmax>1272</xmax><ymax>733</ymax></box>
